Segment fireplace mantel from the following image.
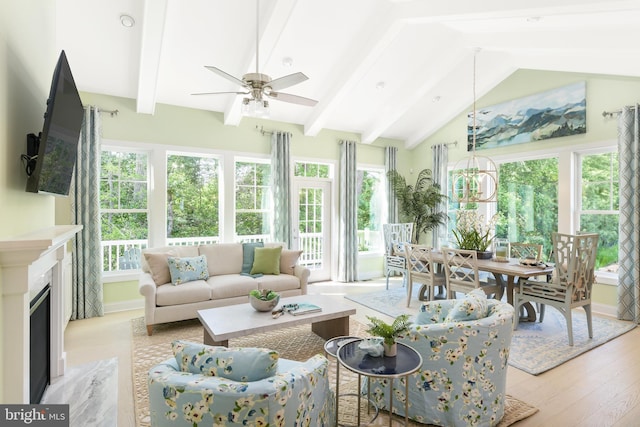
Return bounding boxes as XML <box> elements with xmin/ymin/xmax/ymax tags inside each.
<box><xmin>0</xmin><ymin>225</ymin><xmax>82</xmax><ymax>403</ymax></box>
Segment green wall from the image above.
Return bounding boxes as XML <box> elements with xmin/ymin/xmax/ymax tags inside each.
<box><xmin>0</xmin><ymin>0</ymin><xmax>58</xmax><ymax>404</ymax></box>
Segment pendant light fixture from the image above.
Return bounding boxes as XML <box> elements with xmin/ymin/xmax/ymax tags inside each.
<box><xmin>451</xmin><ymin>48</ymin><xmax>498</xmax><ymax>204</ymax></box>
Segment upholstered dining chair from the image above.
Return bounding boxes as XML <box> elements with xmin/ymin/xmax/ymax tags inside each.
<box><xmin>514</xmin><ymin>232</ymin><xmax>599</xmax><ymax>346</ymax></box>
<box><xmin>442</xmin><ymin>248</ymin><xmax>503</xmax><ymax>299</ymax></box>
<box><xmin>383</xmin><ymin>223</ymin><xmax>413</xmax><ymax>289</ymax></box>
<box><xmin>403</xmin><ymin>244</ymin><xmax>446</xmax><ymax>307</ymax></box>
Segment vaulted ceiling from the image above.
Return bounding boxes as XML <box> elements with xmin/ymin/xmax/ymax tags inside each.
<box><xmin>56</xmin><ymin>0</ymin><xmax>640</xmax><ymax>148</ymax></box>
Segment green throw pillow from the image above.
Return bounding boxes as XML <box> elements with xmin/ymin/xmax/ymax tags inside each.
<box><xmin>242</xmin><ymin>242</ymin><xmax>264</xmax><ymax>274</ymax></box>
<box><xmin>251</xmin><ymin>246</ymin><xmax>282</xmax><ymax>275</ymax></box>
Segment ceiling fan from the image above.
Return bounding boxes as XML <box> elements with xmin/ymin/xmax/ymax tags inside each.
<box><xmin>192</xmin><ymin>0</ymin><xmax>318</xmax><ymax>111</ymax></box>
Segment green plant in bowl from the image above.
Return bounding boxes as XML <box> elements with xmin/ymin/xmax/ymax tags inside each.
<box><xmin>249</xmin><ymin>289</ymin><xmax>280</xmax><ymax>311</ymax></box>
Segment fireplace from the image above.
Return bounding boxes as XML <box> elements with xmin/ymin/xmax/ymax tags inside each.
<box><xmin>30</xmin><ymin>284</ymin><xmax>51</xmax><ymax>403</ymax></box>
<box><xmin>0</xmin><ymin>225</ymin><xmax>82</xmax><ymax>403</ymax></box>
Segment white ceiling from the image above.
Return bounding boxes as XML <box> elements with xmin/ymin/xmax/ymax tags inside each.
<box><xmin>56</xmin><ymin>0</ymin><xmax>640</xmax><ymax>148</ymax></box>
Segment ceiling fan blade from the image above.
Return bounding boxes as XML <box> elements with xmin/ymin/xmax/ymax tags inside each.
<box><xmin>267</xmin><ymin>72</ymin><xmax>309</xmax><ymax>92</ymax></box>
<box><xmin>204</xmin><ymin>66</ymin><xmax>246</xmax><ymax>87</ymax></box>
<box><xmin>191</xmin><ymin>91</ymin><xmax>249</xmax><ymax>96</ymax></box>
<box><xmin>268</xmin><ymin>91</ymin><xmax>318</xmax><ymax>107</ymax></box>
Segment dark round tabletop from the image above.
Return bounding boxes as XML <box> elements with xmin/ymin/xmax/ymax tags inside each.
<box><xmin>337</xmin><ymin>339</ymin><xmax>422</xmax><ymax>378</ymax></box>
<box><xmin>323</xmin><ymin>335</ymin><xmax>361</xmax><ymax>358</ymax></box>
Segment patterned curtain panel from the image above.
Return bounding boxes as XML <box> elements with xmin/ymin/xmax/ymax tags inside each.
<box><xmin>271</xmin><ymin>131</ymin><xmax>293</xmax><ymax>248</ymax></box>
<box><xmin>70</xmin><ymin>106</ymin><xmax>104</xmax><ymax>320</ymax></box>
<box><xmin>617</xmin><ymin>104</ymin><xmax>640</xmax><ymax>323</ymax></box>
<box><xmin>385</xmin><ymin>146</ymin><xmax>398</xmax><ymax>223</ymax></box>
<box><xmin>431</xmin><ymin>143</ymin><xmax>449</xmax><ymax>248</ymax></box>
<box><xmin>338</xmin><ymin>140</ymin><xmax>358</xmax><ymax>282</ymax></box>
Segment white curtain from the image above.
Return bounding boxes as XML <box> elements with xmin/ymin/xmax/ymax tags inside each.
<box><xmin>385</xmin><ymin>146</ymin><xmax>398</xmax><ymax>223</ymax></box>
<box><xmin>617</xmin><ymin>104</ymin><xmax>640</xmax><ymax>323</ymax></box>
<box><xmin>271</xmin><ymin>131</ymin><xmax>293</xmax><ymax>248</ymax></box>
<box><xmin>431</xmin><ymin>143</ymin><xmax>449</xmax><ymax>248</ymax></box>
<box><xmin>338</xmin><ymin>140</ymin><xmax>358</xmax><ymax>282</ymax></box>
<box><xmin>71</xmin><ymin>106</ymin><xmax>104</xmax><ymax>319</ymax></box>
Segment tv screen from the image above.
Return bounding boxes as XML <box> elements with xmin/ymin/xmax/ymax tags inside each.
<box><xmin>25</xmin><ymin>50</ymin><xmax>84</xmax><ymax>196</ymax></box>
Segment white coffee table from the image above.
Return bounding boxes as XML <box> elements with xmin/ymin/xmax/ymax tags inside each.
<box><xmin>198</xmin><ymin>294</ymin><xmax>357</xmax><ymax>346</ymax></box>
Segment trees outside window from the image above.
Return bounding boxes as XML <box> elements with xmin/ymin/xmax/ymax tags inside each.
<box><xmin>235</xmin><ymin>160</ymin><xmax>271</xmax><ymax>239</ymax></box>
<box><xmin>357</xmin><ymin>168</ymin><xmax>385</xmax><ymax>252</ymax></box>
<box><xmin>166</xmin><ymin>154</ymin><xmax>219</xmax><ymax>243</ymax></box>
<box><xmin>496</xmin><ymin>157</ymin><xmax>559</xmax><ymax>258</ymax></box>
<box><xmin>100</xmin><ymin>150</ymin><xmax>149</xmax><ymax>272</ymax></box>
<box><xmin>579</xmin><ymin>151</ymin><xmax>619</xmax><ymax>271</ymax></box>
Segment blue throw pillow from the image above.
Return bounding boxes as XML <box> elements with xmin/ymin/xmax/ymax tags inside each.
<box><xmin>167</xmin><ymin>255</ymin><xmax>209</xmax><ymax>285</ymax></box>
<box><xmin>172</xmin><ymin>340</ymin><xmax>279</xmax><ymax>381</ymax></box>
<box><xmin>445</xmin><ymin>288</ymin><xmax>489</xmax><ymax>322</ymax></box>
<box><xmin>242</xmin><ymin>242</ymin><xmax>264</xmax><ymax>274</ymax></box>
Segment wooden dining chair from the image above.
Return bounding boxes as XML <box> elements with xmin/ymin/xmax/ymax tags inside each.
<box><xmin>403</xmin><ymin>244</ymin><xmax>446</xmax><ymax>307</ymax></box>
<box><xmin>509</xmin><ymin>242</ymin><xmax>546</xmax><ymax>319</ymax></box>
<box><xmin>442</xmin><ymin>248</ymin><xmax>503</xmax><ymax>300</ymax></box>
<box><xmin>514</xmin><ymin>232</ymin><xmax>599</xmax><ymax>346</ymax></box>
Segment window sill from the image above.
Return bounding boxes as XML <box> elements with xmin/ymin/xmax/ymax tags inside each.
<box><xmin>103</xmin><ymin>271</ymin><xmax>140</xmax><ymax>283</ymax></box>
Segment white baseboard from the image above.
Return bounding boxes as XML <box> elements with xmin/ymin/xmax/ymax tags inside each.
<box><xmin>592</xmin><ymin>302</ymin><xmax>617</xmax><ymax>318</ymax></box>
<box><xmin>104</xmin><ymin>299</ymin><xmax>144</xmax><ymax>314</ymax></box>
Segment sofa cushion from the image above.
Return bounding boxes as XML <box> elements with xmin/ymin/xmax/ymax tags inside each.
<box><xmin>155</xmin><ymin>280</ymin><xmax>211</xmax><ymax>306</ymax></box>
<box><xmin>280</xmin><ymin>249</ymin><xmax>303</xmax><ymax>275</ymax></box>
<box><xmin>208</xmin><ymin>275</ymin><xmax>259</xmax><ymax>299</ymax></box>
<box><xmin>167</xmin><ymin>255</ymin><xmax>209</xmax><ymax>285</ymax></box>
<box><xmin>241</xmin><ymin>242</ymin><xmax>264</xmax><ymax>274</ymax></box>
<box><xmin>255</xmin><ymin>274</ymin><xmax>300</xmax><ymax>292</ymax></box>
<box><xmin>172</xmin><ymin>340</ymin><xmax>278</xmax><ymax>381</ymax></box>
<box><xmin>199</xmin><ymin>243</ymin><xmax>243</xmax><ymax>276</ymax></box>
<box><xmin>251</xmin><ymin>246</ymin><xmax>282</xmax><ymax>275</ymax></box>
<box><xmin>445</xmin><ymin>288</ymin><xmax>489</xmax><ymax>322</ymax></box>
<box><xmin>144</xmin><ymin>251</ymin><xmax>176</xmax><ymax>286</ymax></box>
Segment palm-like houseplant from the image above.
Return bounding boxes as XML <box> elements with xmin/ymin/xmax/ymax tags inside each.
<box><xmin>365</xmin><ymin>314</ymin><xmax>412</xmax><ymax>357</ymax></box>
<box><xmin>387</xmin><ymin>169</ymin><xmax>448</xmax><ymax>244</ymax></box>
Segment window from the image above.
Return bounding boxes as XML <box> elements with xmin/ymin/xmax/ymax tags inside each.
<box><xmin>578</xmin><ymin>150</ymin><xmax>619</xmax><ymax>274</ymax></box>
<box><xmin>167</xmin><ymin>154</ymin><xmax>220</xmax><ymax>245</ymax></box>
<box><xmin>100</xmin><ymin>150</ymin><xmax>149</xmax><ymax>273</ymax></box>
<box><xmin>357</xmin><ymin>168</ymin><xmax>386</xmax><ymax>252</ymax></box>
<box><xmin>294</xmin><ymin>161</ymin><xmax>330</xmax><ymax>178</ymax></box>
<box><xmin>235</xmin><ymin>160</ymin><xmax>271</xmax><ymax>241</ymax></box>
<box><xmin>496</xmin><ymin>157</ymin><xmax>559</xmax><ymax>259</ymax></box>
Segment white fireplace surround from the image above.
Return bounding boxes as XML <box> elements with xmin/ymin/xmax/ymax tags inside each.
<box><xmin>0</xmin><ymin>225</ymin><xmax>82</xmax><ymax>404</ymax></box>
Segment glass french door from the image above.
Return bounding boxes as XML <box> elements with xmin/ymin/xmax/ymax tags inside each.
<box><xmin>292</xmin><ymin>180</ymin><xmax>331</xmax><ymax>282</ymax></box>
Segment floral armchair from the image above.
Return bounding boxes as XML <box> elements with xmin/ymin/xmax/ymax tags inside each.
<box><xmin>366</xmin><ymin>294</ymin><xmax>515</xmax><ymax>427</ymax></box>
<box><xmin>148</xmin><ymin>341</ymin><xmax>335</xmax><ymax>426</ymax></box>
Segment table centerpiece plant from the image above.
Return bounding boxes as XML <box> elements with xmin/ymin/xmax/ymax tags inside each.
<box><xmin>365</xmin><ymin>314</ymin><xmax>412</xmax><ymax>357</ymax></box>
<box><xmin>451</xmin><ymin>210</ymin><xmax>501</xmax><ymax>259</ymax></box>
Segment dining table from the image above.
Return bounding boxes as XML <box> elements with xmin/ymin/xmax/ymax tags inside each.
<box><xmin>429</xmin><ymin>250</ymin><xmax>554</xmax><ymax>322</ymax></box>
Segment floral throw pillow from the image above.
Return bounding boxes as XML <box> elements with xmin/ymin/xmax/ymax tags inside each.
<box><xmin>167</xmin><ymin>255</ymin><xmax>209</xmax><ymax>285</ymax></box>
<box><xmin>445</xmin><ymin>288</ymin><xmax>489</xmax><ymax>322</ymax></box>
<box><xmin>172</xmin><ymin>340</ymin><xmax>279</xmax><ymax>382</ymax></box>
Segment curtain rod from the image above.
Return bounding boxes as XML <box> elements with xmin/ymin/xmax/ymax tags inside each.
<box><xmin>602</xmin><ymin>105</ymin><xmax>638</xmax><ymax>118</ymax></box>
<box><xmin>256</xmin><ymin>125</ymin><xmax>273</xmax><ymax>136</ymax></box>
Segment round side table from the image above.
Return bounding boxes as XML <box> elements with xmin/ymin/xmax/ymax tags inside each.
<box><xmin>324</xmin><ymin>336</ymin><xmax>379</xmax><ymax>427</ymax></box>
<box><xmin>337</xmin><ymin>339</ymin><xmax>422</xmax><ymax>427</ymax></box>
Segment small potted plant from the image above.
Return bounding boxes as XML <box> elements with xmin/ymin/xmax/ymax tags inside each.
<box><xmin>365</xmin><ymin>314</ymin><xmax>412</xmax><ymax>357</ymax></box>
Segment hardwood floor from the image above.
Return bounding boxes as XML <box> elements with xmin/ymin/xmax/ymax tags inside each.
<box><xmin>63</xmin><ymin>279</ymin><xmax>639</xmax><ymax>427</ymax></box>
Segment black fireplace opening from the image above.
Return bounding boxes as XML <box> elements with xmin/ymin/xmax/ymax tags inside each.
<box><xmin>30</xmin><ymin>284</ymin><xmax>51</xmax><ymax>403</ymax></box>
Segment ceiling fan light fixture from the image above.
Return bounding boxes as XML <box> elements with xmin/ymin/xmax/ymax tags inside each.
<box><xmin>242</xmin><ymin>98</ymin><xmax>270</xmax><ymax>118</ymax></box>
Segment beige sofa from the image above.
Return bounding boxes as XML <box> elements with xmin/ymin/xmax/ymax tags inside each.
<box><xmin>139</xmin><ymin>243</ymin><xmax>310</xmax><ymax>335</ymax></box>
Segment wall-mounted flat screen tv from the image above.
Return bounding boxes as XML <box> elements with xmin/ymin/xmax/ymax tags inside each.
<box><xmin>25</xmin><ymin>50</ymin><xmax>84</xmax><ymax>196</ymax></box>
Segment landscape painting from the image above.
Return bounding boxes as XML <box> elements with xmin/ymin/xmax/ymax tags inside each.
<box><xmin>468</xmin><ymin>81</ymin><xmax>586</xmax><ymax>151</ymax></box>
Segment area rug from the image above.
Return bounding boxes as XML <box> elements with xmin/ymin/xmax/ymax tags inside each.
<box><xmin>345</xmin><ymin>286</ymin><xmax>637</xmax><ymax>375</ymax></box>
<box><xmin>131</xmin><ymin>317</ymin><xmax>537</xmax><ymax>426</ymax></box>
